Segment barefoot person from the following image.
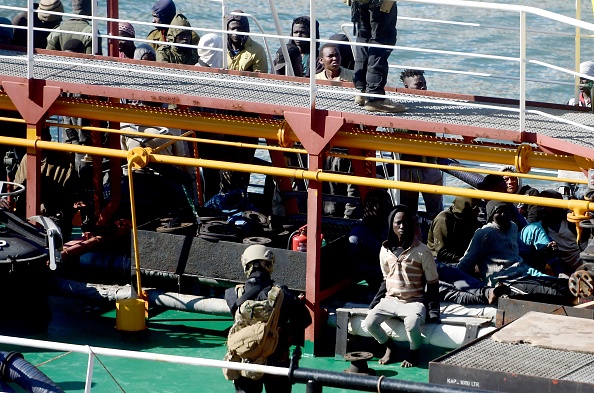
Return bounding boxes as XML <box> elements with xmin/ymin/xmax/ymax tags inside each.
<box><xmin>364</xmin><ymin>205</ymin><xmax>440</xmax><ymax>367</ymax></box>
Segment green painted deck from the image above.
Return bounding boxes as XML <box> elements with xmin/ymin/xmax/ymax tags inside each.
<box><xmin>0</xmin><ymin>296</ymin><xmax>449</xmax><ymax>393</ymax></box>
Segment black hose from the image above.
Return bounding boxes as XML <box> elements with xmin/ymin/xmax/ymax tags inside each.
<box><xmin>0</xmin><ymin>351</ymin><xmax>64</xmax><ymax>393</ymax></box>
<box><xmin>437</xmin><ymin>158</ymin><xmax>485</xmax><ymax>189</ymax></box>
<box><xmin>292</xmin><ymin>367</ymin><xmax>490</xmax><ymax>393</ymax></box>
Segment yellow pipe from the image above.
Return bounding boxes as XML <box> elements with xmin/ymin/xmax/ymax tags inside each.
<box><xmin>45</xmin><ymin>122</ymin><xmax>298</xmax><ymax>155</ymax></box>
<box><xmin>0</xmin><ymin>135</ymin><xmax>591</xmax><ymax>215</ymax></box>
<box><xmin>332</xmin><ymin>131</ymin><xmax>580</xmax><ymax>172</ymax></box>
<box><xmin>127</xmin><ymin>151</ymin><xmax>145</xmax><ymax>300</ymax></box>
<box><xmin>331</xmin><ymin>153</ymin><xmax>589</xmax><ymax>184</ymax></box>
<box><xmin>143</xmin><ymin>149</ymin><xmax>594</xmax><ymax>217</ymax></box>
<box><xmin>39</xmin><ymin>97</ymin><xmax>584</xmax><ymax>172</ymax></box>
<box><xmin>43</xmin><ymin>122</ymin><xmax>590</xmax><ymax>184</ymax></box>
<box><xmin>0</xmin><ymin>116</ymin><xmax>25</xmax><ymax>124</ymax></box>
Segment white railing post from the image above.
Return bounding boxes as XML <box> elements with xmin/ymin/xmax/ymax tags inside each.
<box><xmin>92</xmin><ymin>0</ymin><xmax>98</xmax><ymax>55</ymax></box>
<box><xmin>309</xmin><ymin>0</ymin><xmax>317</xmax><ymax>111</ymax></box>
<box><xmin>85</xmin><ymin>346</ymin><xmax>95</xmax><ymax>393</ymax></box>
<box><xmin>519</xmin><ymin>10</ymin><xmax>526</xmax><ymax>133</ymax></box>
<box><xmin>27</xmin><ymin>0</ymin><xmax>34</xmax><ymax>79</ymax></box>
<box><xmin>574</xmin><ymin>0</ymin><xmax>581</xmax><ymax>104</ymax></box>
<box><xmin>221</xmin><ymin>0</ymin><xmax>228</xmax><ymax>69</ymax></box>
<box><xmin>267</xmin><ymin>0</ymin><xmax>293</xmax><ymax>76</ymax></box>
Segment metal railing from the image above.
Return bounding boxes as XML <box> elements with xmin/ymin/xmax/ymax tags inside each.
<box><xmin>0</xmin><ymin>335</ymin><xmax>492</xmax><ymax>393</ymax></box>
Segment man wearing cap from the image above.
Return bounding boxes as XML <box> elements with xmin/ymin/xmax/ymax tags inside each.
<box><xmin>226</xmin><ymin>10</ymin><xmax>267</xmax><ymax>73</ymax></box>
<box><xmin>46</xmin><ymin>0</ymin><xmax>102</xmax><ymax>55</ymax></box>
<box><xmin>118</xmin><ymin>22</ymin><xmax>136</xmax><ymax>59</ymax></box>
<box><xmin>273</xmin><ymin>43</ymin><xmax>303</xmax><ymax>76</ymax></box>
<box><xmin>568</xmin><ymin>61</ymin><xmax>594</xmax><ymax>107</ymax></box>
<box><xmin>12</xmin><ymin>0</ymin><xmax>63</xmax><ymax>48</ymax></box>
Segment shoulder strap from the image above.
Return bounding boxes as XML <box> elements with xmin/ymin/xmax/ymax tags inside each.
<box><xmin>231</xmin><ymin>283</ymin><xmax>265</xmax><ymax>316</ymax></box>
<box><xmin>266</xmin><ymin>286</ymin><xmax>284</xmax><ymax>331</ymax></box>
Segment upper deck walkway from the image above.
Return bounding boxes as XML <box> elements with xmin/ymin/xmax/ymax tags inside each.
<box><xmin>1</xmin><ymin>48</ymin><xmax>594</xmax><ymax>161</ymax></box>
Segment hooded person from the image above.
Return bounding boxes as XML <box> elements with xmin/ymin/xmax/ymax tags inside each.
<box><xmin>0</xmin><ymin>18</ymin><xmax>13</xmax><ymax>45</ymax></box>
<box><xmin>12</xmin><ymin>0</ymin><xmax>64</xmax><ymax>48</ymax></box>
<box><xmin>196</xmin><ymin>33</ymin><xmax>222</xmax><ymax>68</ymax></box>
<box><xmin>156</xmin><ymin>14</ymin><xmax>199</xmax><ymax>65</ymax></box>
<box><xmin>134</xmin><ymin>43</ymin><xmax>156</xmax><ymax>61</ymax></box>
<box><xmin>46</xmin><ymin>0</ymin><xmax>102</xmax><ymax>54</ymax></box>
<box><xmin>147</xmin><ymin>0</ymin><xmax>199</xmax><ymax>51</ymax></box>
<box><xmin>226</xmin><ymin>10</ymin><xmax>268</xmax><ymax>72</ymax></box>
<box><xmin>427</xmin><ymin>196</ymin><xmax>481</xmax><ymax>264</ymax></box>
<box><xmin>456</xmin><ymin>200</ymin><xmax>529</xmax><ymax>286</ymax></box>
<box><xmin>568</xmin><ymin>61</ymin><xmax>594</xmax><ymax>107</ymax></box>
<box><xmin>288</xmin><ymin>16</ymin><xmax>322</xmax><ymax>77</ymax></box>
<box><xmin>363</xmin><ymin>205</ymin><xmax>440</xmax><ymax>368</ymax></box>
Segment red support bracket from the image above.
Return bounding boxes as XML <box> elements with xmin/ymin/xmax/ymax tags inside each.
<box><xmin>284</xmin><ymin>110</ymin><xmax>345</xmax><ymax>155</ymax></box>
<box><xmin>2</xmin><ymin>80</ymin><xmax>61</xmax><ymax>125</ymax></box>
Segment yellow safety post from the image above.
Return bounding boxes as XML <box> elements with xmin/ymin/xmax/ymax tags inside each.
<box><xmin>115</xmin><ymin>146</ymin><xmax>151</xmax><ymax>332</ymax></box>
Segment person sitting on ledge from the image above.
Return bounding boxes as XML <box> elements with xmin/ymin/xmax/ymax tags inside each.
<box><xmin>364</xmin><ymin>204</ymin><xmax>439</xmax><ymax>368</ymax></box>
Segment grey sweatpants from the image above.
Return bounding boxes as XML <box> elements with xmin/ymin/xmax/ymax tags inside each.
<box><xmin>364</xmin><ymin>297</ymin><xmax>425</xmax><ymax>350</ymax></box>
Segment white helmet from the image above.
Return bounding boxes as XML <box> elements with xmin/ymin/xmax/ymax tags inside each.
<box><xmin>241</xmin><ymin>245</ymin><xmax>275</xmax><ymax>277</ymax></box>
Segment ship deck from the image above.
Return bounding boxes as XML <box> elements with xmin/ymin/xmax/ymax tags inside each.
<box><xmin>0</xmin><ymin>296</ymin><xmax>446</xmax><ymax>393</ymax></box>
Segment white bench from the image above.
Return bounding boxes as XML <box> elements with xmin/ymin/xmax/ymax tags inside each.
<box><xmin>334</xmin><ymin>303</ymin><xmax>497</xmax><ymax>358</ymax></box>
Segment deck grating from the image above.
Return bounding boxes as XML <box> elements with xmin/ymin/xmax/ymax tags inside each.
<box><xmin>440</xmin><ymin>338</ymin><xmax>594</xmax><ymax>383</ymax></box>
<box><xmin>2</xmin><ymin>50</ymin><xmax>594</xmax><ymax>155</ymax></box>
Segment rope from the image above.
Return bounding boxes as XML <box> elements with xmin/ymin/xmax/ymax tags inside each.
<box><xmin>91</xmin><ymin>352</ymin><xmax>127</xmax><ymax>393</ymax></box>
<box><xmin>35</xmin><ymin>352</ymin><xmax>72</xmax><ymax>367</ymax></box>
<box><xmin>376</xmin><ymin>375</ymin><xmax>385</xmax><ymax>393</ymax></box>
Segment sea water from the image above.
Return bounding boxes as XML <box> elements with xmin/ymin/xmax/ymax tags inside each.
<box><xmin>1</xmin><ymin>0</ymin><xmax>592</xmax><ymax>203</ymax></box>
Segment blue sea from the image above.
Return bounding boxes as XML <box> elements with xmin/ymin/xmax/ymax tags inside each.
<box><xmin>1</xmin><ymin>0</ymin><xmax>591</xmax><ymax>203</ymax></box>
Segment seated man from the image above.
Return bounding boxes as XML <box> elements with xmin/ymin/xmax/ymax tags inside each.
<box><xmin>500</xmin><ymin>166</ymin><xmax>539</xmax><ymax>223</ymax></box>
<box><xmin>156</xmin><ymin>14</ymin><xmax>198</xmax><ymax>65</ymax></box>
<box><xmin>428</xmin><ymin>196</ymin><xmax>506</xmax><ymax>305</ymax></box>
<box><xmin>428</xmin><ymin>196</ymin><xmax>481</xmax><ymax>265</ymax></box>
<box><xmin>226</xmin><ymin>11</ymin><xmax>267</xmax><ymax>72</ymax></box>
<box><xmin>364</xmin><ymin>205</ymin><xmax>440</xmax><ymax>367</ymax></box>
<box><xmin>457</xmin><ymin>200</ymin><xmax>574</xmax><ymax>304</ymax></box>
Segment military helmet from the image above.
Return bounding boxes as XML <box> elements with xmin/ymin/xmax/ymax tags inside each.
<box><xmin>241</xmin><ymin>244</ymin><xmax>274</xmax><ymax>277</ymax></box>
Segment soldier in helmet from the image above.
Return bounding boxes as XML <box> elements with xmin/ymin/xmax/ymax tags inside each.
<box><xmin>224</xmin><ymin>245</ymin><xmax>311</xmax><ymax>393</ymax></box>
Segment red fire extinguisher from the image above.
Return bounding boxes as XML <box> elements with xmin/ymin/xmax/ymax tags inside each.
<box><xmin>291</xmin><ymin>225</ymin><xmax>325</xmax><ymax>252</ymax></box>
<box><xmin>292</xmin><ymin>225</ymin><xmax>308</xmax><ymax>252</ymax></box>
